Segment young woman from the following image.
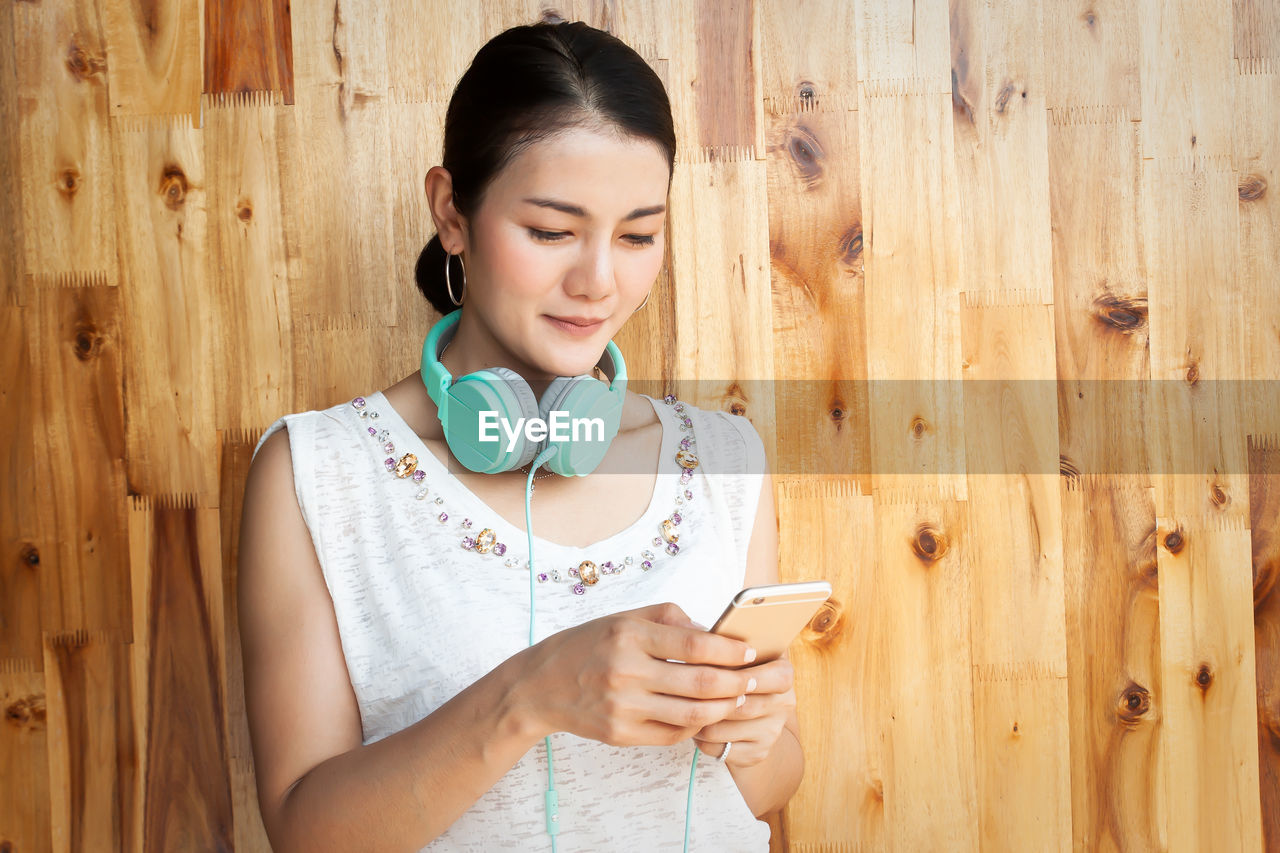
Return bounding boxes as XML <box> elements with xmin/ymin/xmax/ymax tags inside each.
<box><xmin>238</xmin><ymin>21</ymin><xmax>803</xmax><ymax>852</ymax></box>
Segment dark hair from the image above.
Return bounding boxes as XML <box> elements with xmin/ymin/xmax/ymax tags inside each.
<box><xmin>414</xmin><ymin>21</ymin><xmax>677</xmax><ymax>316</ymax></box>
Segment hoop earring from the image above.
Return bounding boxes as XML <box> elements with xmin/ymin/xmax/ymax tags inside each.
<box><xmin>633</xmin><ymin>290</ymin><xmax>650</xmax><ymax>313</ymax></box>
<box><xmin>445</xmin><ymin>252</ymin><xmax>467</xmax><ymax>306</ymax></box>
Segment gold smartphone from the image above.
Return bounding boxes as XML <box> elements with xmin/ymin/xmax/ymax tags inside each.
<box><xmin>708</xmin><ymin>581</ymin><xmax>833</xmax><ymax>666</ymax></box>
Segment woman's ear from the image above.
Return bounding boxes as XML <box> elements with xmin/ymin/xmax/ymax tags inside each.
<box><xmin>425</xmin><ymin>165</ymin><xmax>468</xmax><ymax>253</ymax></box>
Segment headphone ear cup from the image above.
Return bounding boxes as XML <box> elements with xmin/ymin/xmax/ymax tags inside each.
<box><xmin>442</xmin><ymin>367</ymin><xmax>542</xmax><ymax>473</ymax></box>
<box><xmin>538</xmin><ymin>375</ymin><xmax>623</xmax><ymax>477</ymax></box>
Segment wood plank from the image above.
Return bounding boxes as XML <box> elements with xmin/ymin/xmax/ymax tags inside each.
<box><xmin>949</xmin><ymin>0</ymin><xmax>1053</xmax><ymax>301</ymax></box>
<box><xmin>111</xmin><ymin>114</ymin><xmax>219</xmax><ymax>503</ymax></box>
<box><xmin>0</xmin><ymin>661</ymin><xmax>51</xmax><ymax>853</ymax></box>
<box><xmin>758</xmin><ymin>0</ymin><xmax>859</xmax><ymax>112</ymax></box>
<box><xmin>0</xmin><ymin>0</ymin><xmax>26</xmax><ymax>305</ymax></box>
<box><xmin>1247</xmin><ymin>434</ymin><xmax>1280</xmax><ymax>852</ymax></box>
<box><xmin>960</xmin><ymin>298</ymin><xmax>1071</xmax><ymax>851</ymax></box>
<box><xmin>873</xmin><ymin>486</ymin><xmax>978</xmax><ymax>851</ymax></box>
<box><xmin>854</xmin><ymin>0</ymin><xmax>951</xmax><ymax>87</ymax></box>
<box><xmin>778</xmin><ymin>478</ymin><xmax>884</xmax><ymax>849</ymax></box>
<box><xmin>1062</xmin><ymin>475</ymin><xmax>1165</xmax><ymax>850</ymax></box>
<box><xmin>101</xmin><ymin>0</ymin><xmax>202</xmax><ymax>120</ymax></box>
<box><xmin>42</xmin><ymin>628</ymin><xmax>139</xmax><ymax>851</ymax></box>
<box><xmin>0</xmin><ymin>304</ymin><xmax>45</xmax><ymax>661</ymax></box>
<box><xmin>1042</xmin><ymin>0</ymin><xmax>1141</xmax><ymax>116</ymax></box>
<box><xmin>203</xmin><ymin>0</ymin><xmax>295</xmax><ymax>104</ymax></box>
<box><xmin>13</xmin><ymin>0</ymin><xmax>117</xmax><ymax>281</ymax></box>
<box><xmin>29</xmin><ymin>284</ymin><xmax>130</xmax><ymax>635</ymax></box>
<box><xmin>202</xmin><ymin>91</ymin><xmax>297</xmax><ymax>432</ymax></box>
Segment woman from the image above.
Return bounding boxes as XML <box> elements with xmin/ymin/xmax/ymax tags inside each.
<box><xmin>238</xmin><ymin>20</ymin><xmax>803</xmax><ymax>852</ymax></box>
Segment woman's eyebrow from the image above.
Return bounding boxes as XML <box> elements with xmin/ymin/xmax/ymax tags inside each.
<box><xmin>521</xmin><ymin>197</ymin><xmax>666</xmax><ymax>221</ymax></box>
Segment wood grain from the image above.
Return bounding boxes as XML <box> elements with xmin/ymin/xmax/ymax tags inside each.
<box><xmin>3</xmin><ymin>2</ymin><xmax>1277</xmax><ymax>850</ymax></box>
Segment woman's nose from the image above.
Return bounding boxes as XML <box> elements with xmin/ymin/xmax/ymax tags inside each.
<box><xmin>570</xmin><ymin>239</ymin><xmax>615</xmax><ymax>299</ymax></box>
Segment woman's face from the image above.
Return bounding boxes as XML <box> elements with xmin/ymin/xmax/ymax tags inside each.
<box><xmin>458</xmin><ymin>125</ymin><xmax>669</xmax><ymax>381</ymax></box>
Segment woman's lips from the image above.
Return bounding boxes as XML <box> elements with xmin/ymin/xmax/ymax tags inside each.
<box><xmin>545</xmin><ymin>315</ymin><xmax>605</xmax><ymax>336</ymax></box>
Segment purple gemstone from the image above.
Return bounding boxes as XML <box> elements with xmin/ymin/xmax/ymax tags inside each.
<box><xmin>572</xmin><ymin>583</ymin><xmax>586</xmax><ymax>595</ymax></box>
<box><xmin>494</xmin><ymin>542</ymin><xmax>507</xmax><ymax>556</ymax></box>
<box><xmin>461</xmin><ymin>518</ymin><xmax>472</xmax><ymax>529</ymax></box>
<box><xmin>602</xmin><ymin>561</ymin><xmax>614</xmax><ymax>568</ymax></box>
<box><xmin>461</xmin><ymin>536</ymin><xmax>476</xmax><ymax>549</ymax></box>
<box><xmin>680</xmin><ymin>438</ymin><xmax>692</xmax><ymax>450</ymax></box>
<box><xmin>368</xmin><ymin>427</ymin><xmax>377</xmax><ymax>435</ymax></box>
<box><xmin>671</xmin><ymin>512</ymin><xmax>682</xmax><ymax>525</ymax></box>
<box><xmin>682</xmin><ymin>417</ymin><xmax>692</xmax><ymax>427</ymax></box>
<box><xmin>653</xmin><ymin>537</ymin><xmax>663</xmax><ymax>546</ymax></box>
<box><xmin>383</xmin><ymin>441</ymin><xmax>395</xmax><ymax>454</ymax></box>
<box><xmin>438</xmin><ymin>512</ymin><xmax>448</xmax><ymax>523</ymax></box>
<box><xmin>412</xmin><ymin>470</ymin><xmax>426</xmax><ymax>482</ymax></box>
<box><xmin>385</xmin><ymin>458</ymin><xmax>395</xmax><ymax>470</ymax></box>
<box><xmin>664</xmin><ymin>393</ymin><xmax>676</xmax><ymax>404</ymax></box>
<box><xmin>538</xmin><ymin>572</ymin><xmax>549</xmax><ymax>582</ymax></box>
<box><xmin>353</xmin><ymin>397</ymin><xmax>366</xmax><ymax>408</ymax></box>
<box><xmin>569</xmin><ymin>567</ymin><xmax>579</xmax><ymax>578</ymax></box>
<box><xmin>684</xmin><ymin>489</ymin><xmax>693</xmax><ymax>499</ymax></box>
<box><xmin>674</xmin><ymin>402</ymin><xmax>685</xmax><ymax>412</ymax></box>
<box><xmin>666</xmin><ymin>542</ymin><xmax>680</xmax><ymax>556</ymax></box>
<box><xmin>641</xmin><ymin>560</ymin><xmax>653</xmax><ymax>570</ymax></box>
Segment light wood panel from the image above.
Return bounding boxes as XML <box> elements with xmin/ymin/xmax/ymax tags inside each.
<box><xmin>2</xmin><ymin>1</ymin><xmax>1276</xmax><ymax>850</ymax></box>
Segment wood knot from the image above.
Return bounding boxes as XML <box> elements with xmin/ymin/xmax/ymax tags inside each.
<box><xmin>1195</xmin><ymin>663</ymin><xmax>1213</xmax><ymax>693</ymax></box>
<box><xmin>909</xmin><ymin>416</ymin><xmax>929</xmax><ymax>439</ymax></box>
<box><xmin>1116</xmin><ymin>681</ymin><xmax>1151</xmax><ymax>726</ymax></box>
<box><xmin>1209</xmin><ymin>482</ymin><xmax>1229</xmax><ymax>508</ymax></box>
<box><xmin>797</xmin><ymin>81</ymin><xmax>817</xmax><ymax>105</ymax></box>
<box><xmin>911</xmin><ymin>524</ymin><xmax>948</xmax><ymax>562</ymax></box>
<box><xmin>802</xmin><ymin>599</ymin><xmax>844</xmax><ymax>648</ymax></box>
<box><xmin>159</xmin><ymin>165</ymin><xmax>188</xmax><ymax>210</ymax></box>
<box><xmin>1239</xmin><ymin>174</ymin><xmax>1267</xmax><ymax>201</ymax></box>
<box><xmin>236</xmin><ymin>198</ymin><xmax>253</xmax><ymax>222</ymax></box>
<box><xmin>73</xmin><ymin>326</ymin><xmax>100</xmax><ymax>361</ymax></box>
<box><xmin>65</xmin><ymin>38</ymin><xmax>106</xmax><ymax>82</ymax></box>
<box><xmin>994</xmin><ymin>81</ymin><xmax>1015</xmax><ymax>114</ymax></box>
<box><xmin>1164</xmin><ymin>528</ymin><xmax>1184</xmax><ymax>554</ymax></box>
<box><xmin>837</xmin><ymin>225</ymin><xmax>863</xmax><ymax>267</ymax></box>
<box><xmin>57</xmin><ymin>168</ymin><xmax>81</xmax><ymax>199</ymax></box>
<box><xmin>829</xmin><ymin>400</ymin><xmax>847</xmax><ymax>427</ymax></box>
<box><xmin>721</xmin><ymin>382</ymin><xmax>749</xmax><ymax>418</ymax></box>
<box><xmin>1185</xmin><ymin>359</ymin><xmax>1199</xmax><ymax>385</ymax></box>
<box><xmin>785</xmin><ymin>126</ymin><xmax>824</xmax><ymax>189</ymax></box>
<box><xmin>20</xmin><ymin>543</ymin><xmax>39</xmax><ymax>568</ymax></box>
<box><xmin>1083</xmin><ymin>9</ymin><xmax>1097</xmax><ymax>27</ymax></box>
<box><xmin>4</xmin><ymin>694</ymin><xmax>46</xmax><ymax>728</ymax></box>
<box><xmin>1091</xmin><ymin>293</ymin><xmax>1147</xmax><ymax>332</ymax></box>
<box><xmin>1012</xmin><ymin>721</ymin><xmax>1020</xmax><ymax>735</ymax></box>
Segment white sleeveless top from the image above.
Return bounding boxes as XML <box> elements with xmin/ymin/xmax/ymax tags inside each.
<box><xmin>252</xmin><ymin>389</ymin><xmax>772</xmax><ymax>851</ymax></box>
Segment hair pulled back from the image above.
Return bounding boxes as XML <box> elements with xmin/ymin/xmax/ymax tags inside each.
<box><xmin>414</xmin><ymin>21</ymin><xmax>677</xmax><ymax>316</ymax></box>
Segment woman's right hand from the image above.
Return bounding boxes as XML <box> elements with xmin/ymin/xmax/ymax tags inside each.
<box><xmin>513</xmin><ymin>602</ymin><xmax>758</xmax><ymax>747</ymax></box>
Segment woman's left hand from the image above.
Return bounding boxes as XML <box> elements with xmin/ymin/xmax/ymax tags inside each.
<box><xmin>691</xmin><ymin>656</ymin><xmax>795</xmax><ymax>768</ymax></box>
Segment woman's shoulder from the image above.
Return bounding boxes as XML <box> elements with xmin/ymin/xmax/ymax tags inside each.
<box><xmin>641</xmin><ymin>392</ymin><xmax>767</xmax><ymax>478</ymax></box>
<box><xmin>251</xmin><ymin>398</ymin><xmax>359</xmax><ymax>465</ymax></box>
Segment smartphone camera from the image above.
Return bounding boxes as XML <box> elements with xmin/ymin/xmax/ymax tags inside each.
<box><xmin>751</xmin><ymin>596</ymin><xmax>765</xmax><ymax>605</ymax></box>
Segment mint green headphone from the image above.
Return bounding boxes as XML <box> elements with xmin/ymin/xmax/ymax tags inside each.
<box><xmin>420</xmin><ymin>309</ymin><xmax>628</xmax><ymax>477</ymax></box>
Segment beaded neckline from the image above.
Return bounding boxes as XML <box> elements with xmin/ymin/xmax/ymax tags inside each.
<box><xmin>351</xmin><ymin>392</ymin><xmax>701</xmax><ymax>596</ymax></box>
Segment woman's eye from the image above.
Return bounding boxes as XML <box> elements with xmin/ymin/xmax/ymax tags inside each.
<box><xmin>625</xmin><ymin>234</ymin><xmax>656</xmax><ymax>246</ymax></box>
<box><xmin>528</xmin><ymin>228</ymin><xmax>569</xmax><ymax>242</ymax></box>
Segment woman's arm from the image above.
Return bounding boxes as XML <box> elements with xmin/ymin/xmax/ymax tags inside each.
<box><xmin>239</xmin><ymin>428</ymin><xmax>760</xmax><ymax>852</ymax></box>
<box><xmin>695</xmin><ymin>470</ymin><xmax>807</xmax><ymax>817</ymax></box>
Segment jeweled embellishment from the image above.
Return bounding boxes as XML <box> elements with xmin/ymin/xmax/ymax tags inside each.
<box><xmin>357</xmin><ymin>392</ymin><xmax>699</xmax><ymax>597</ymax></box>
<box><xmin>393</xmin><ymin>453</ymin><xmax>418</xmax><ymax>478</ymax></box>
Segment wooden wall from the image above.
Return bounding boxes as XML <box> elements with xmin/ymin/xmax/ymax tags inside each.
<box><xmin>1</xmin><ymin>0</ymin><xmax>1277</xmax><ymax>850</ymax></box>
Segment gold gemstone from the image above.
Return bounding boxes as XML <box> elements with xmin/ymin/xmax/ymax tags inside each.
<box><xmin>578</xmin><ymin>560</ymin><xmax>600</xmax><ymax>585</ymax></box>
<box><xmin>475</xmin><ymin>528</ymin><xmax>497</xmax><ymax>554</ymax></box>
<box><xmin>661</xmin><ymin>519</ymin><xmax>680</xmax><ymax>543</ymax></box>
<box><xmin>676</xmin><ymin>450</ymin><xmax>699</xmax><ymax>470</ymax></box>
<box><xmin>394</xmin><ymin>453</ymin><xmax>419</xmax><ymax>478</ymax></box>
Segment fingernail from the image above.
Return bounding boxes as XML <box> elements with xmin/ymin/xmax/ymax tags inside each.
<box><xmin>746</xmin><ymin>677</ymin><xmax>757</xmax><ymax>693</ymax></box>
<box><xmin>744</xmin><ymin>647</ymin><xmax>757</xmax><ymax>663</ymax></box>
<box><xmin>736</xmin><ymin>694</ymin><xmax>746</xmax><ymax>707</ymax></box>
